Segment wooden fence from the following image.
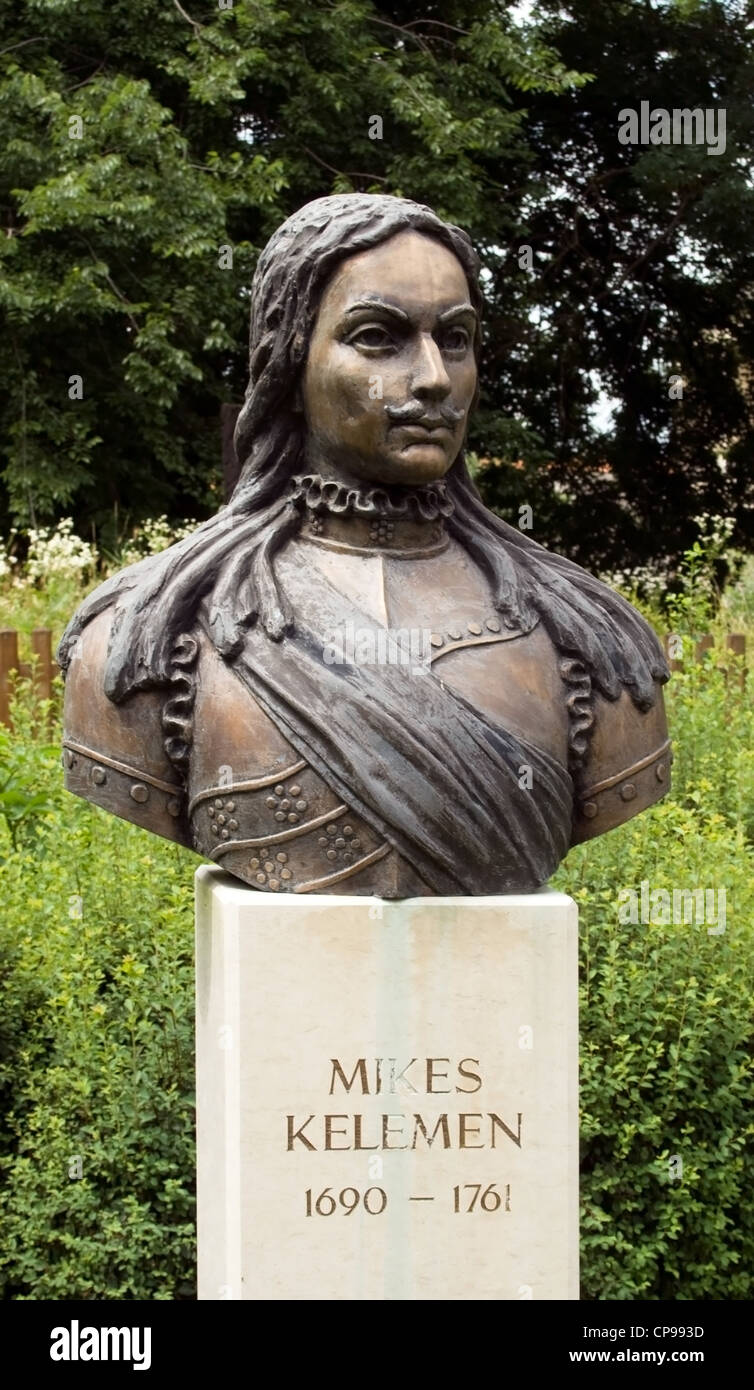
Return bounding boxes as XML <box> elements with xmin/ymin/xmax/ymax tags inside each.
<box><xmin>0</xmin><ymin>627</ymin><xmax>747</xmax><ymax>729</ymax></box>
<box><xmin>665</xmin><ymin>632</ymin><xmax>747</xmax><ymax>687</ymax></box>
<box><xmin>0</xmin><ymin>628</ymin><xmax>60</xmax><ymax>727</ymax></box>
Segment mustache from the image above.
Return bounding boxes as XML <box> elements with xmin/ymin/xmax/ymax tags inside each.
<box><xmin>385</xmin><ymin>400</ymin><xmax>465</xmax><ymax>426</ymax></box>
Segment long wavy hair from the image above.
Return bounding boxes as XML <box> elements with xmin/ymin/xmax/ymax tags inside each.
<box><xmin>59</xmin><ymin>193</ymin><xmax>668</xmax><ymax>710</ymax></box>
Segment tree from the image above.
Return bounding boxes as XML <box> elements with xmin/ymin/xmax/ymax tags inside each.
<box><xmin>0</xmin><ymin>0</ymin><xmax>581</xmax><ymax>544</ymax></box>
<box><xmin>475</xmin><ymin>0</ymin><xmax>754</xmax><ymax>573</ymax></box>
<box><xmin>2</xmin><ymin>1</ymin><xmax>751</xmax><ymax>575</ymax></box>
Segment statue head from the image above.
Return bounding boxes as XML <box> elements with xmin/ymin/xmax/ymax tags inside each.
<box><xmin>232</xmin><ymin>194</ymin><xmax>483</xmax><ymax>499</ymax></box>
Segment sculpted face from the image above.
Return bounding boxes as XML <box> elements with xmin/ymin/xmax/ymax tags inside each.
<box><xmin>301</xmin><ymin>229</ymin><xmax>478</xmax><ymax>486</ymax></box>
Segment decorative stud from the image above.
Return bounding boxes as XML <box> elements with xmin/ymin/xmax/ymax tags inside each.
<box><xmin>656</xmin><ymin>763</ymin><xmax>666</xmax><ymax>782</ymax></box>
<box><xmin>582</xmin><ymin>802</ymin><xmax>597</xmax><ymax>819</ymax></box>
<box><xmin>295</xmin><ymin>799</ymin><xmax>308</xmax><ymax>812</ymax></box>
<box><xmin>467</xmin><ymin>622</ymin><xmax>483</xmax><ymax>636</ymax></box>
<box><xmin>167</xmin><ymin>798</ymin><xmax>182</xmax><ymax>818</ymax></box>
<box><xmin>264</xmin><ymin>861</ymin><xmax>275</xmax><ymax>873</ymax></box>
<box><xmin>276</xmin><ymin>852</ymin><xmax>288</xmax><ymax>864</ymax></box>
<box><xmin>130</xmin><ymin>784</ymin><xmax>149</xmax><ymax>803</ymax></box>
<box><xmin>288</xmin><ymin>785</ymin><xmax>302</xmax><ymax>798</ymax></box>
<box><xmin>274</xmin><ymin>784</ymin><xmax>285</xmax><ymax>796</ymax></box>
<box><xmin>208</xmin><ymin>805</ymin><xmax>216</xmax><ymax>818</ymax></box>
<box><xmin>620</xmin><ymin>783</ymin><xmax>637</xmax><ymax>802</ymax></box>
<box><xmin>486</xmin><ymin>617</ymin><xmax>501</xmax><ymax>633</ymax></box>
<box><xmin>430</xmin><ymin>634</ymin><xmax>443</xmax><ymax>649</ymax></box>
<box><xmin>65</xmin><ymin>749</ymin><xmax>76</xmax><ymax>769</ymax></box>
<box><xmin>92</xmin><ymin>767</ymin><xmax>107</xmax><ymax>786</ymax></box>
<box><xmin>228</xmin><ymin>818</ymin><xmax>238</xmax><ymax>831</ymax></box>
<box><xmin>265</xmin><ymin>796</ymin><xmax>276</xmax><ymax>809</ymax></box>
<box><xmin>447</xmin><ymin>628</ymin><xmax>462</xmax><ymax>642</ymax></box>
<box><xmin>275</xmin><ymin>811</ymin><xmax>286</xmax><ymax>822</ymax></box>
<box><xmin>287</xmin><ymin>812</ymin><xmax>299</xmax><ymax>824</ymax></box>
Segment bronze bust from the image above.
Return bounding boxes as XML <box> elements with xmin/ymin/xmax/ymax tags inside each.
<box><xmin>59</xmin><ymin>194</ymin><xmax>671</xmax><ymax>897</ymax></box>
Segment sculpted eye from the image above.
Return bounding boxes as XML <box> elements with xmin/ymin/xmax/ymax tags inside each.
<box><xmin>440</xmin><ymin>326</ymin><xmax>471</xmax><ymax>353</ymax></box>
<box><xmin>346</xmin><ymin>324</ymin><xmax>396</xmax><ymax>351</ymax></box>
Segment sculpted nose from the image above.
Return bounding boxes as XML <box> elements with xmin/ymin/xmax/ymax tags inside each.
<box><xmin>411</xmin><ymin>333</ymin><xmax>452</xmax><ymax>400</ymax></box>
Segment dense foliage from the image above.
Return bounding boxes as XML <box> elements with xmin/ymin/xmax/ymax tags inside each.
<box><xmin>0</xmin><ymin>527</ymin><xmax>751</xmax><ymax>1299</ymax></box>
<box><xmin>1</xmin><ymin>1</ymin><xmax>752</xmax><ymax>567</ymax></box>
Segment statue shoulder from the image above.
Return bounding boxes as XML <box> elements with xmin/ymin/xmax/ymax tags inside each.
<box><xmin>571</xmin><ymin>680</ymin><xmax>672</xmax><ymax>844</ymax></box>
<box><xmin>61</xmin><ymin>605</ymin><xmax>191</xmax><ymax>845</ymax></box>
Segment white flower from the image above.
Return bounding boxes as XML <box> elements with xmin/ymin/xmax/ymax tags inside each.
<box><xmin>25</xmin><ymin>518</ymin><xmax>96</xmax><ymax>583</ymax></box>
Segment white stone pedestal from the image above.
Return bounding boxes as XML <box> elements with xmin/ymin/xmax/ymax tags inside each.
<box><xmin>195</xmin><ymin>865</ymin><xmax>579</xmax><ymax>1301</ymax></box>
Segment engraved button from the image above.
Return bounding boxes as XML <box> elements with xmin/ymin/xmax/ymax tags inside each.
<box><xmin>268</xmin><ymin>879</ymin><xmax>280</xmax><ymax>891</ymax></box>
<box><xmin>167</xmin><ymin>797</ymin><xmax>182</xmax><ymax>818</ymax></box>
<box><xmin>351</xmin><ymin>838</ymin><xmax>361</xmax><ymax>851</ymax></box>
<box><xmin>467</xmin><ymin>622</ymin><xmax>483</xmax><ymax>636</ymax></box>
<box><xmin>208</xmin><ymin>806</ymin><xmax>216</xmax><ymax>818</ymax></box>
<box><xmin>280</xmin><ymin>868</ymin><xmax>292</xmax><ymax>881</ymax></box>
<box><xmin>335</xmin><ymin>838</ymin><xmax>345</xmax><ymax>849</ymax></box>
<box><xmin>274</xmin><ymin>784</ymin><xmax>285</xmax><ymax>796</ymax></box>
<box><xmin>295</xmin><ymin>800</ymin><xmax>308</xmax><ymax>812</ymax></box>
<box><xmin>228</xmin><ymin>818</ymin><xmax>238</xmax><ymax>830</ymax></box>
<box><xmin>326</xmin><ymin>849</ymin><xmax>337</xmax><ymax>861</ymax></box>
<box><xmin>256</xmin><ymin>873</ymin><xmax>266</xmax><ymax>885</ymax></box>
<box><xmin>214</xmin><ymin>798</ymin><xmax>223</xmax><ymax>808</ymax></box>
<box><xmin>447</xmin><ymin>628</ymin><xmax>462</xmax><ymax>642</ymax></box>
<box><xmin>430</xmin><ymin>634</ymin><xmax>444</xmax><ymax>649</ymax></box>
<box><xmin>264</xmin><ymin>861</ymin><xmax>275</xmax><ymax>873</ymax></box>
<box><xmin>225</xmin><ymin>801</ymin><xmax>235</xmax><ymax>813</ymax></box>
<box><xmin>327</xmin><ymin>825</ymin><xmax>337</xmax><ymax>837</ymax></box>
<box><xmin>130</xmin><ymin>784</ymin><xmax>149</xmax><ymax>803</ymax></box>
<box><xmin>279</xmin><ymin>799</ymin><xmax>290</xmax><ymax>811</ymax></box>
<box><xmin>221</xmin><ymin>829</ymin><xmax>229</xmax><ymax>839</ymax></box>
<box><xmin>217</xmin><ymin>813</ymin><xmax>226</xmax><ymax>825</ymax></box>
<box><xmin>343</xmin><ymin>826</ymin><xmax>353</xmax><ymax>836</ymax></box>
<box><xmin>287</xmin><ymin>812</ymin><xmax>299</xmax><ymax>824</ymax></box>
<box><xmin>276</xmin><ymin>852</ymin><xmax>288</xmax><ymax>863</ymax></box>
<box><xmin>656</xmin><ymin>763</ymin><xmax>666</xmax><ymax>782</ymax></box>
<box><xmin>266</xmin><ymin>796</ymin><xmax>277</xmax><ymax>809</ymax></box>
<box><xmin>92</xmin><ymin>767</ymin><xmax>107</xmax><ymax>785</ymax></box>
<box><xmin>288</xmin><ymin>785</ymin><xmax>302</xmax><ymax>797</ymax></box>
<box><xmin>486</xmin><ymin>618</ymin><xmax>501</xmax><ymax>633</ymax></box>
<box><xmin>582</xmin><ymin>802</ymin><xmax>597</xmax><ymax>819</ymax></box>
<box><xmin>275</xmin><ymin>811</ymin><xmax>287</xmax><ymax>822</ymax></box>
<box><xmin>620</xmin><ymin>783</ymin><xmax>637</xmax><ymax>802</ymax></box>
<box><xmin>249</xmin><ymin>858</ymin><xmax>260</xmax><ymax>870</ymax></box>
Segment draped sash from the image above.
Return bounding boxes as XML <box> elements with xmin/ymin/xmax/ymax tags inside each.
<box><xmin>222</xmin><ymin>566</ymin><xmax>573</xmax><ymax>895</ymax></box>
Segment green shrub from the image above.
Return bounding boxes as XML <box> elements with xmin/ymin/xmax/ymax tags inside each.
<box><xmin>0</xmin><ymin>701</ymin><xmax>196</xmax><ymax>1299</ymax></box>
